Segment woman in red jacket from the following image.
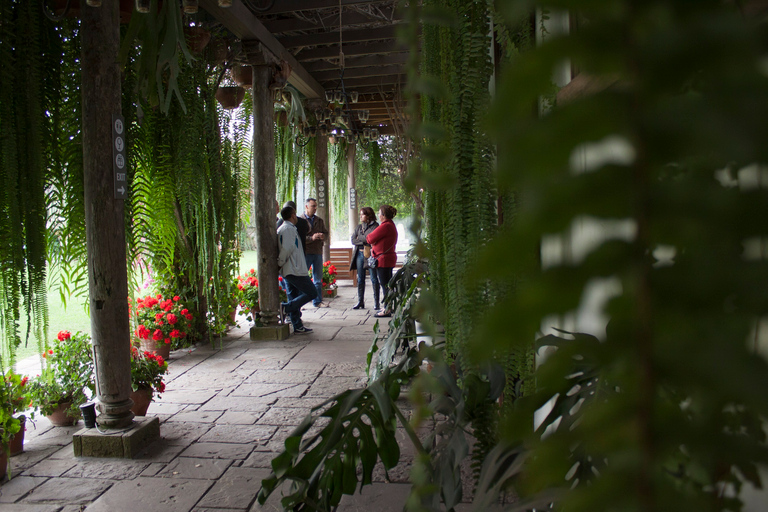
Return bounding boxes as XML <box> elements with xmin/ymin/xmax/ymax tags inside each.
<box><xmin>366</xmin><ymin>204</ymin><xmax>398</xmax><ymax>317</ymax></box>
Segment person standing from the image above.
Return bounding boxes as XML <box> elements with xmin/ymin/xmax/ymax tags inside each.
<box><xmin>350</xmin><ymin>207</ymin><xmax>380</xmax><ymax>310</ymax></box>
<box><xmin>302</xmin><ymin>197</ymin><xmax>329</xmax><ymax>308</ymax></box>
<box><xmin>277</xmin><ymin>201</ymin><xmax>309</xmax><ymax>297</ymax></box>
<box><xmin>366</xmin><ymin>204</ymin><xmax>398</xmax><ymax>317</ymax></box>
<box><xmin>277</xmin><ymin>206</ymin><xmax>317</xmax><ymax>334</ymax></box>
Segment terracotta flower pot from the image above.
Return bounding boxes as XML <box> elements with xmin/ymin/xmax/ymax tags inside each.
<box><xmin>9</xmin><ymin>416</ymin><xmax>25</xmax><ymax>456</ymax></box>
<box><xmin>130</xmin><ymin>387</ymin><xmax>153</xmax><ymax>417</ymax></box>
<box><xmin>207</xmin><ymin>38</ymin><xmax>229</xmax><ymax>65</ymax></box>
<box><xmin>184</xmin><ymin>26</ymin><xmax>210</xmax><ymax>53</ymax></box>
<box><xmin>139</xmin><ymin>339</ymin><xmax>171</xmax><ymax>361</ymax></box>
<box><xmin>46</xmin><ymin>402</ymin><xmax>78</xmax><ymax>427</ymax></box>
<box><xmin>215</xmin><ymin>86</ymin><xmax>245</xmax><ymax>110</ymax></box>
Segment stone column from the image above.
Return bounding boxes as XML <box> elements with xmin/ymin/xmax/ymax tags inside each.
<box><xmin>347</xmin><ymin>143</ymin><xmax>357</xmax><ymax>237</ymax></box>
<box><xmin>315</xmin><ymin>134</ymin><xmax>331</xmax><ymax>262</ymax></box>
<box><xmin>81</xmin><ymin>0</ymin><xmax>134</xmax><ymax>428</ymax></box>
<box><xmin>252</xmin><ymin>65</ymin><xmax>279</xmax><ymax>326</ymax></box>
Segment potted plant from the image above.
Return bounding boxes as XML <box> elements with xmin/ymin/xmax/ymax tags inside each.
<box><xmin>28</xmin><ymin>331</ymin><xmax>95</xmax><ymax>427</ymax></box>
<box><xmin>318</xmin><ymin>261</ymin><xmax>338</xmax><ymax>298</ymax></box>
<box><xmin>132</xmin><ymin>294</ymin><xmax>195</xmax><ymax>359</ymax></box>
<box><xmin>0</xmin><ymin>372</ymin><xmax>24</xmax><ymax>476</ymax></box>
<box><xmin>236</xmin><ymin>269</ymin><xmax>287</xmax><ymax>322</ymax></box>
<box><xmin>129</xmin><ymin>346</ymin><xmax>169</xmax><ymax>417</ymax></box>
<box><xmin>2</xmin><ymin>371</ymin><xmax>31</xmax><ymax>455</ymax></box>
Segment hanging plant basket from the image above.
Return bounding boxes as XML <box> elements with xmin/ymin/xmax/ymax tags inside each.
<box><xmin>215</xmin><ymin>86</ymin><xmax>246</xmax><ymax>109</ymax></box>
<box><xmin>184</xmin><ymin>26</ymin><xmax>211</xmax><ymax>54</ymax></box>
<box><xmin>274</xmin><ymin>110</ymin><xmax>288</xmax><ymax>127</ymax></box>
<box><xmin>231</xmin><ymin>65</ymin><xmax>253</xmax><ymax>87</ymax></box>
<box><xmin>207</xmin><ymin>38</ymin><xmax>229</xmax><ymax>65</ymax></box>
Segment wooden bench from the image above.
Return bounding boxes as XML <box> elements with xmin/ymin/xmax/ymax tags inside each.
<box><xmin>329</xmin><ymin>247</ymin><xmax>356</xmax><ymax>283</ymax></box>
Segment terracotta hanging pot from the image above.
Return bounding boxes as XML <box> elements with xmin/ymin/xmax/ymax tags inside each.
<box><xmin>231</xmin><ymin>65</ymin><xmax>253</xmax><ymax>88</ymax></box>
<box><xmin>215</xmin><ymin>86</ymin><xmax>245</xmax><ymax>109</ymax></box>
<box><xmin>46</xmin><ymin>402</ymin><xmax>78</xmax><ymax>427</ymax></box>
<box><xmin>184</xmin><ymin>26</ymin><xmax>210</xmax><ymax>54</ymax></box>
<box><xmin>207</xmin><ymin>38</ymin><xmax>229</xmax><ymax>65</ymax></box>
<box><xmin>9</xmin><ymin>416</ymin><xmax>26</xmax><ymax>456</ymax></box>
<box><xmin>130</xmin><ymin>387</ymin><xmax>153</xmax><ymax>417</ymax></box>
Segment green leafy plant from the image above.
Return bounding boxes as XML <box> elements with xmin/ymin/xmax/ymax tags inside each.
<box><xmin>28</xmin><ymin>330</ymin><xmax>94</xmax><ymax>418</ymax></box>
<box><xmin>130</xmin><ymin>346</ymin><xmax>168</xmax><ymax>397</ymax></box>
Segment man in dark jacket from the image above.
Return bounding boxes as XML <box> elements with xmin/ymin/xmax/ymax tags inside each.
<box><xmin>303</xmin><ymin>197</ymin><xmax>329</xmax><ymax>307</ymax></box>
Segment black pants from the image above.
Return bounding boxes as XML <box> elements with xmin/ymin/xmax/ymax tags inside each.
<box><xmin>375</xmin><ymin>266</ymin><xmax>393</xmax><ymax>310</ymax></box>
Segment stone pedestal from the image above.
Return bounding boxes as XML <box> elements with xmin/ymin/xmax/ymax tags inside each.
<box><xmin>250</xmin><ymin>324</ymin><xmax>290</xmax><ymax>341</ymax></box>
<box><xmin>73</xmin><ymin>417</ymin><xmax>160</xmax><ymax>458</ymax></box>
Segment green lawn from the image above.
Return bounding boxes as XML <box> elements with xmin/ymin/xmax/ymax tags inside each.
<box><xmin>8</xmin><ymin>251</ymin><xmax>261</xmax><ymax>369</ymax></box>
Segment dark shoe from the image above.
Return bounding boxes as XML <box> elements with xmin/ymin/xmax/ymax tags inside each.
<box><xmin>352</xmin><ymin>302</ymin><xmax>365</xmax><ymax>310</ymax></box>
<box><xmin>294</xmin><ymin>326</ymin><xmax>313</xmax><ymax>334</ymax></box>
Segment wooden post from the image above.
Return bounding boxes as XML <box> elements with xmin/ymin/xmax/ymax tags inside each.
<box><xmin>252</xmin><ymin>64</ymin><xmax>279</xmax><ymax>326</ymax></box>
<box><xmin>81</xmin><ymin>0</ymin><xmax>134</xmax><ymax>428</ymax></box>
<box><xmin>347</xmin><ymin>143</ymin><xmax>357</xmax><ymax>237</ymax></box>
<box><xmin>315</xmin><ymin>134</ymin><xmax>330</xmax><ymax>262</ymax></box>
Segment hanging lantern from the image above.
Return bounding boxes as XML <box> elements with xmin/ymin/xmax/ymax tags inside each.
<box><xmin>358</xmin><ymin>110</ymin><xmax>369</xmax><ymax>123</ymax></box>
<box><xmin>363</xmin><ymin>127</ymin><xmax>371</xmax><ymax>140</ymax></box>
<box><xmin>319</xmin><ymin>124</ymin><xmax>329</xmax><ymax>137</ymax></box>
<box><xmin>371</xmin><ymin>128</ymin><xmax>379</xmax><ymax>139</ymax></box>
<box><xmin>348</xmin><ymin>132</ymin><xmax>357</xmax><ymax>143</ymax></box>
<box><xmin>218</xmin><ymin>0</ymin><xmax>233</xmax><ymax>6</ymax></box>
<box><xmin>136</xmin><ymin>0</ymin><xmax>150</xmax><ymax>13</ymax></box>
<box><xmin>350</xmin><ymin>91</ymin><xmax>359</xmax><ymax>103</ymax></box>
<box><xmin>325</xmin><ymin>90</ymin><xmax>335</xmax><ymax>103</ymax></box>
<box><xmin>333</xmin><ymin>91</ymin><xmax>343</xmax><ymax>103</ymax></box>
<box><xmin>86</xmin><ymin>0</ymin><xmax>102</xmax><ymax>6</ymax></box>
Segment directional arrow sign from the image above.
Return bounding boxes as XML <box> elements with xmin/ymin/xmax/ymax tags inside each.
<box><xmin>112</xmin><ymin>114</ymin><xmax>128</xmax><ymax>200</ymax></box>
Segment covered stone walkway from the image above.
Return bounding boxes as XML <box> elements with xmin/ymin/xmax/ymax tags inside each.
<box><xmin>0</xmin><ymin>281</ymin><xmax>436</xmax><ymax>511</ymax></box>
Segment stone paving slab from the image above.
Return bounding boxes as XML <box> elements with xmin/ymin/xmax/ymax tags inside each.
<box><xmin>85</xmin><ymin>477</ymin><xmax>212</xmax><ymax>512</ymax></box>
<box><xmin>159</xmin><ymin>389</ymin><xmax>220</xmax><ymax>405</ymax></box>
<box><xmin>158</xmin><ymin>457</ymin><xmax>232</xmax><ymax>480</ymax></box>
<box><xmin>230</xmin><ymin>383</ymin><xmax>309</xmax><ymax>399</ymax></box>
<box><xmin>196</xmin><ymin>466</ymin><xmax>270</xmax><ymax>509</ymax></box>
<box><xmin>216</xmin><ymin>411</ymin><xmax>261</xmax><ymax>425</ymax></box>
<box><xmin>197</xmin><ymin>424</ymin><xmax>277</xmax><ymax>445</ymax></box>
<box><xmin>0</xmin><ymin>504</ymin><xmax>62</xmax><ymax>511</ymax></box>
<box><xmin>21</xmin><ymin>458</ymin><xmax>78</xmax><ymax>478</ymax></box>
<box><xmin>158</xmin><ymin>422</ymin><xmax>214</xmax><ymax>446</ymax></box>
<box><xmin>242</xmin><ymin>369</ymin><xmax>321</xmax><ymax>384</ymax></box>
<box><xmin>198</xmin><ymin>396</ymin><xmax>274</xmax><ymax>413</ymax></box>
<box><xmin>255</xmin><ymin>407</ymin><xmax>311</xmax><ymax>427</ymax></box>
<box><xmin>62</xmin><ymin>458</ymin><xmax>151</xmax><ymax>480</ymax></box>
<box><xmin>179</xmin><ymin>442</ymin><xmax>255</xmax><ymax>460</ymax></box>
<box><xmin>167</xmin><ymin>410</ymin><xmax>224</xmax><ymax>424</ymax></box>
<box><xmin>21</xmin><ymin>476</ymin><xmax>114</xmax><ymax>505</ymax></box>
<box><xmin>0</xmin><ymin>476</ymin><xmax>48</xmax><ymax>503</ymax></box>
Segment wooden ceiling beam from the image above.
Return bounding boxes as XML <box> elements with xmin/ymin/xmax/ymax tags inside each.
<box><xmin>256</xmin><ymin>0</ymin><xmax>389</xmax><ymax>15</ymax></box>
<box><xmin>262</xmin><ymin>7</ymin><xmax>399</xmax><ymax>34</ymax></box>
<box><xmin>277</xmin><ymin>26</ymin><xmax>398</xmax><ymax>49</ymax></box>
<box><xmin>198</xmin><ymin>0</ymin><xmax>323</xmax><ymax>98</ymax></box>
<box><xmin>319</xmin><ymin>74</ymin><xmax>406</xmax><ymax>87</ymax></box>
<box><xmin>296</xmin><ymin>41</ymin><xmax>407</xmax><ymax>61</ymax></box>
<box><xmin>313</xmin><ymin>64</ymin><xmax>405</xmax><ymax>82</ymax></box>
<box><xmin>303</xmin><ymin>52</ymin><xmax>408</xmax><ymax>72</ymax></box>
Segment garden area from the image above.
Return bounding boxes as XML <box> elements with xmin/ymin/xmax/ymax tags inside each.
<box><xmin>2</xmin><ymin>1</ymin><xmax>768</xmax><ymax>511</ymax></box>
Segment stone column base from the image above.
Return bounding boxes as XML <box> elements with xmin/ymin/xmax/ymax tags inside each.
<box><xmin>250</xmin><ymin>323</ymin><xmax>291</xmax><ymax>341</ymax></box>
<box><xmin>73</xmin><ymin>417</ymin><xmax>160</xmax><ymax>458</ymax></box>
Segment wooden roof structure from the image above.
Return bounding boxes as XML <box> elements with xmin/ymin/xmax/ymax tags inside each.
<box><xmin>199</xmin><ymin>0</ymin><xmax>411</xmax><ymax>136</ymax></box>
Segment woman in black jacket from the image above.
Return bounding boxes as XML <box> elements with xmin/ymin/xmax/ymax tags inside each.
<box><xmin>349</xmin><ymin>207</ymin><xmax>380</xmax><ymax>309</ymax></box>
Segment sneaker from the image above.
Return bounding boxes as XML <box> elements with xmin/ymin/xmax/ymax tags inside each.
<box><xmin>294</xmin><ymin>326</ymin><xmax>313</xmax><ymax>334</ymax></box>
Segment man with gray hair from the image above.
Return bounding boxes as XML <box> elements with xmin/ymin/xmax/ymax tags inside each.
<box><xmin>303</xmin><ymin>197</ymin><xmax>329</xmax><ymax>308</ymax></box>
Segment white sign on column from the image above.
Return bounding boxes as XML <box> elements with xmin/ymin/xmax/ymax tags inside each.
<box><xmin>112</xmin><ymin>114</ymin><xmax>128</xmax><ymax>199</ymax></box>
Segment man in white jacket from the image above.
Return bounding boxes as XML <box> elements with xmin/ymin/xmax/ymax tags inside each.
<box><xmin>277</xmin><ymin>206</ymin><xmax>318</xmax><ymax>334</ymax></box>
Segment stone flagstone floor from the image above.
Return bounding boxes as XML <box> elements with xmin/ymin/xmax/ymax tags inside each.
<box><xmin>0</xmin><ymin>280</ymin><xmax>443</xmax><ymax>512</ymax></box>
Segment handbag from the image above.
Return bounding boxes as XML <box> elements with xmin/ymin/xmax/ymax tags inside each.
<box><xmin>363</xmin><ymin>245</ymin><xmax>371</xmax><ymax>258</ymax></box>
<box><xmin>367</xmin><ymin>255</ymin><xmax>377</xmax><ymax>268</ymax></box>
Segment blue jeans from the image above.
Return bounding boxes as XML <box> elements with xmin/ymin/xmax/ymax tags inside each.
<box><xmin>355</xmin><ymin>250</ymin><xmax>380</xmax><ymax>307</ymax></box>
<box><xmin>305</xmin><ymin>252</ymin><xmax>324</xmax><ymax>306</ymax></box>
<box><xmin>282</xmin><ymin>274</ymin><xmax>318</xmax><ymax>328</ymax></box>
